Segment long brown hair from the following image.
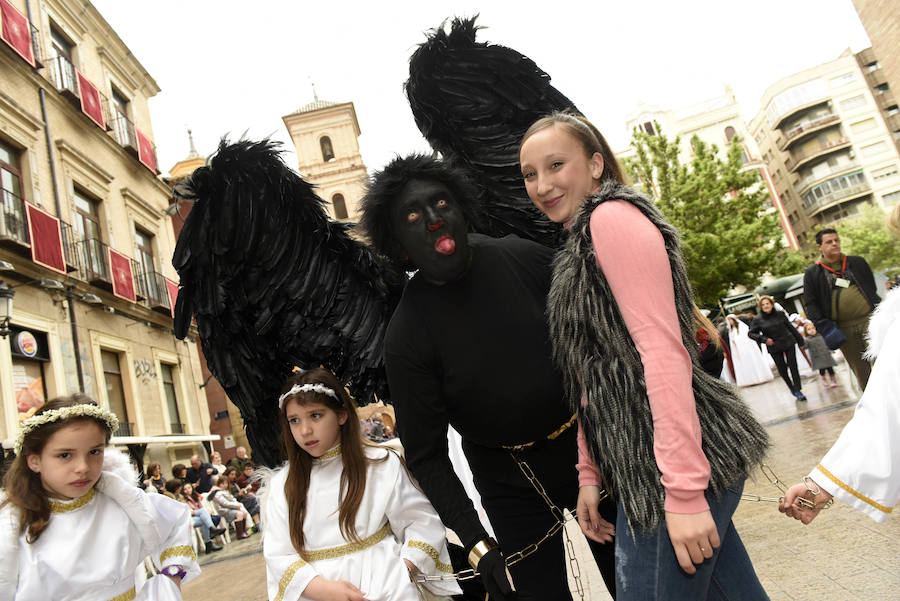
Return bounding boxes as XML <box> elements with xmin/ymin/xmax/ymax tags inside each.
<box><xmin>1</xmin><ymin>394</ymin><xmax>112</xmax><ymax>543</ymax></box>
<box><xmin>520</xmin><ymin>111</ymin><xmax>627</xmax><ymax>185</ymax></box>
<box><xmin>693</xmin><ymin>305</ymin><xmax>722</xmax><ymax>351</ymax></box>
<box><xmin>279</xmin><ymin>367</ymin><xmax>379</xmax><ymax>557</ymax></box>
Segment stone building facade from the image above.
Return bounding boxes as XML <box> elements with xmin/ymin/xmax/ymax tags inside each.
<box><xmin>0</xmin><ymin>0</ymin><xmax>212</xmax><ymax>473</ymax></box>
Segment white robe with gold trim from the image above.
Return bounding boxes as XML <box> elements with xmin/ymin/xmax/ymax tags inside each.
<box><xmin>0</xmin><ymin>453</ymin><xmax>199</xmax><ymax>601</ymax></box>
<box><xmin>810</xmin><ymin>288</ymin><xmax>900</xmax><ymax>521</ymax></box>
<box><xmin>263</xmin><ymin>445</ymin><xmax>460</xmax><ymax>601</ymax></box>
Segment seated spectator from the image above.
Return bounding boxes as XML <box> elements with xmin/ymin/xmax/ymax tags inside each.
<box><xmin>185</xmin><ymin>454</ymin><xmax>218</xmax><ymax>494</ymax></box>
<box><xmin>142</xmin><ymin>461</ymin><xmax>165</xmax><ymax>493</ymax></box>
<box><xmin>226</xmin><ymin>467</ymin><xmax>261</xmax><ymax>531</ymax></box>
<box><xmin>209</xmin><ymin>476</ymin><xmax>252</xmax><ymax>539</ymax></box>
<box><xmin>210</xmin><ymin>451</ymin><xmax>228</xmax><ymax>476</ymax></box>
<box><xmin>171</xmin><ymin>463</ymin><xmax>188</xmax><ymax>482</ymax></box>
<box><xmin>178</xmin><ymin>482</ymin><xmax>225</xmax><ymax>553</ymax></box>
<box><xmin>236</xmin><ymin>462</ymin><xmax>261</xmax><ymax>494</ymax></box>
<box><xmin>163</xmin><ymin>478</ymin><xmax>182</xmax><ymax>501</ymax></box>
<box><xmin>227</xmin><ymin>446</ymin><xmax>250</xmax><ymax>472</ymax></box>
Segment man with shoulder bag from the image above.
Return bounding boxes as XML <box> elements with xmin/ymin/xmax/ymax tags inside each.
<box><xmin>803</xmin><ymin>228</ymin><xmax>880</xmax><ymax>389</ymax></box>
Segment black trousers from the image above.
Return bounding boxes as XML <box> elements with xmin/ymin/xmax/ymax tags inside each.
<box><xmin>464</xmin><ymin>426</ymin><xmax>617</xmax><ymax>600</ymax></box>
<box><xmin>770</xmin><ymin>347</ymin><xmax>801</xmax><ymax>392</ymax></box>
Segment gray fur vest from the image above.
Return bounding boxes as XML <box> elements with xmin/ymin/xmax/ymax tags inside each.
<box><xmin>547</xmin><ymin>181</ymin><xmax>769</xmax><ymax>531</ymax></box>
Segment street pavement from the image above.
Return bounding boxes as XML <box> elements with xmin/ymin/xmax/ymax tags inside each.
<box><xmin>183</xmin><ymin>360</ymin><xmax>900</xmax><ymax>600</ymax></box>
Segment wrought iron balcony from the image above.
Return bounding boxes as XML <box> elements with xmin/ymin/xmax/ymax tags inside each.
<box><xmin>0</xmin><ymin>187</ymin><xmax>29</xmax><ymax>246</ymax></box>
<box><xmin>110</xmin><ymin>106</ymin><xmax>138</xmax><ymax>151</ymax></box>
<box><xmin>71</xmin><ymin>237</ymin><xmax>111</xmax><ymax>285</ymax></box>
<box><xmin>58</xmin><ymin>220</ymin><xmax>79</xmax><ymax>272</ymax></box>
<box><xmin>46</xmin><ymin>55</ymin><xmax>78</xmax><ymax>99</ymax></box>
<box><xmin>30</xmin><ymin>24</ymin><xmax>43</xmax><ymax>68</ymax></box>
<box><xmin>135</xmin><ymin>269</ymin><xmax>171</xmax><ymax>312</ymax></box>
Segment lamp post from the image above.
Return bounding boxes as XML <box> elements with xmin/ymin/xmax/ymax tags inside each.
<box><xmin>0</xmin><ymin>281</ymin><xmax>14</xmax><ymax>339</ymax></box>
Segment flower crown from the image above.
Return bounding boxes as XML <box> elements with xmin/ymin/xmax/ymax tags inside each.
<box><xmin>15</xmin><ymin>404</ymin><xmax>119</xmax><ymax>454</ymax></box>
<box><xmin>278</xmin><ymin>383</ymin><xmax>338</xmax><ymax>409</ymax></box>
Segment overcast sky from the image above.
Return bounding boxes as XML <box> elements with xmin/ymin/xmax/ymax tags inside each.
<box><xmin>89</xmin><ymin>0</ymin><xmax>870</xmax><ymax>177</ymax></box>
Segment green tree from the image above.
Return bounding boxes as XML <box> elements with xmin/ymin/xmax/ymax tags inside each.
<box><xmin>624</xmin><ymin>125</ymin><xmax>791</xmax><ymax>306</ymax></box>
<box><xmin>834</xmin><ymin>202</ymin><xmax>900</xmax><ymax>272</ymax></box>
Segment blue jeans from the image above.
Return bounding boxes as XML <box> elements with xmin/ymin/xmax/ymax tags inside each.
<box><xmin>191</xmin><ymin>508</ymin><xmax>215</xmax><ymax>542</ymax></box>
<box><xmin>615</xmin><ymin>481</ymin><xmax>768</xmax><ymax>600</ymax></box>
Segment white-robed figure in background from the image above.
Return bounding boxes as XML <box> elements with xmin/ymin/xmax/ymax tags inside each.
<box><xmin>263</xmin><ymin>368</ymin><xmax>460</xmax><ymax>601</ymax></box>
<box><xmin>780</xmin><ymin>284</ymin><xmax>900</xmax><ymax>523</ymax></box>
<box><xmin>722</xmin><ymin>314</ymin><xmax>773</xmax><ymax>386</ymax></box>
<box><xmin>0</xmin><ymin>395</ymin><xmax>199</xmax><ymax>601</ymax></box>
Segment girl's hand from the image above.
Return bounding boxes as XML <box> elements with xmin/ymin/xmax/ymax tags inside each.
<box><xmin>665</xmin><ymin>511</ymin><xmax>719</xmax><ymax>575</ymax></box>
<box><xmin>576</xmin><ymin>486</ymin><xmax>615</xmax><ymax>543</ymax></box>
<box><xmin>404</xmin><ymin>559</ymin><xmax>419</xmax><ymax>576</ymax></box>
<box><xmin>302</xmin><ymin>576</ymin><xmax>370</xmax><ymax>601</ymax></box>
<box><xmin>780</xmin><ymin>481</ymin><xmax>832</xmax><ymax>524</ymax></box>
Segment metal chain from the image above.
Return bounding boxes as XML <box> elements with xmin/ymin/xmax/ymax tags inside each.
<box><xmin>417</xmin><ymin>452</ymin><xmax>605</xmax><ymax>600</ymax></box>
<box><xmin>740</xmin><ymin>464</ymin><xmax>833</xmax><ymax>510</ymax></box>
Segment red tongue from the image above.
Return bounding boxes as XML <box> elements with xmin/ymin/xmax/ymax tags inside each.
<box><xmin>435</xmin><ymin>236</ymin><xmax>456</xmax><ymax>255</ymax></box>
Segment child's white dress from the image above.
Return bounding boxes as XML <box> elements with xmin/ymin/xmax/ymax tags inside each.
<box><xmin>264</xmin><ymin>445</ymin><xmax>461</xmax><ymax>601</ymax></box>
<box><xmin>0</xmin><ymin>454</ymin><xmax>199</xmax><ymax>601</ymax></box>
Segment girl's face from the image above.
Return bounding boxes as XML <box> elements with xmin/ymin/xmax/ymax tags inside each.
<box><xmin>26</xmin><ymin>420</ymin><xmax>106</xmax><ymax>500</ymax></box>
<box><xmin>805</xmin><ymin>322</ymin><xmax>817</xmax><ymax>336</ymax></box>
<box><xmin>760</xmin><ymin>298</ymin><xmax>774</xmax><ymax>313</ymax></box>
<box><xmin>182</xmin><ymin>483</ymin><xmax>193</xmax><ymax>496</ymax></box>
<box><xmin>285</xmin><ymin>398</ymin><xmax>347</xmax><ymax>458</ymax></box>
<box><xmin>211</xmin><ymin>452</ymin><xmax>221</xmax><ymax>464</ymax></box>
<box><xmin>520</xmin><ymin>125</ymin><xmax>604</xmax><ymax>224</ymax></box>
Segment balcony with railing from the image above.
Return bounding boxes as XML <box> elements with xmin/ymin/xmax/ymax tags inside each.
<box><xmin>29</xmin><ymin>24</ymin><xmax>43</xmax><ymax>68</ymax></box>
<box><xmin>803</xmin><ymin>181</ymin><xmax>872</xmax><ymax>217</ymax></box>
<box><xmin>58</xmin><ymin>219</ymin><xmax>80</xmax><ymax>272</ymax></box>
<box><xmin>70</xmin><ymin>236</ymin><xmax>111</xmax><ymax>286</ymax></box>
<box><xmin>46</xmin><ymin>55</ymin><xmax>78</xmax><ymax>100</ymax></box>
<box><xmin>777</xmin><ymin>114</ymin><xmax>840</xmax><ymax>151</ymax></box>
<box><xmin>135</xmin><ymin>270</ymin><xmax>171</xmax><ymax>313</ymax></box>
<box><xmin>796</xmin><ymin>162</ymin><xmax>861</xmax><ymax>195</ymax></box>
<box><xmin>0</xmin><ymin>187</ymin><xmax>29</xmax><ymax>247</ymax></box>
<box><xmin>110</xmin><ymin>106</ymin><xmax>138</xmax><ymax>152</ymax></box>
<box><xmin>786</xmin><ymin>137</ymin><xmax>851</xmax><ymax>173</ymax></box>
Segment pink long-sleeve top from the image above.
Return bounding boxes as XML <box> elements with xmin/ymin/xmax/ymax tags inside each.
<box><xmin>575</xmin><ymin>200</ymin><xmax>711</xmax><ymax>514</ymax></box>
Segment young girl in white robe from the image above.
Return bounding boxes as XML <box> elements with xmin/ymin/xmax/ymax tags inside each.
<box><xmin>263</xmin><ymin>367</ymin><xmax>461</xmax><ymax>601</ymax></box>
<box><xmin>0</xmin><ymin>394</ymin><xmax>199</xmax><ymax>601</ymax></box>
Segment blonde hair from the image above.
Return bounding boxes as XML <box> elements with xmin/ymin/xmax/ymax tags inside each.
<box><xmin>520</xmin><ymin>111</ymin><xmax>626</xmax><ymax>185</ymax></box>
<box><xmin>889</xmin><ymin>203</ymin><xmax>900</xmax><ymax>237</ymax></box>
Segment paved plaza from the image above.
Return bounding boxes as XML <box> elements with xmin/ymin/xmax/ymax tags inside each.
<box><xmin>183</xmin><ymin>361</ymin><xmax>900</xmax><ymax>601</ymax></box>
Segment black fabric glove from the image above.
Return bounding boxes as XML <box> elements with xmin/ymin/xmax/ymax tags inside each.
<box><xmin>478</xmin><ymin>548</ymin><xmax>516</xmax><ymax>600</ymax></box>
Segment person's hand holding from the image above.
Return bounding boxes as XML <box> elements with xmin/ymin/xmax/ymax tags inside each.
<box><xmin>576</xmin><ymin>486</ymin><xmax>615</xmax><ymax>543</ymax></box>
<box><xmin>665</xmin><ymin>511</ymin><xmax>719</xmax><ymax>575</ymax></box>
<box><xmin>206</xmin><ymin>467</ymin><xmax>214</xmax><ymax>475</ymax></box>
<box><xmin>765</xmin><ymin>338</ymin><xmax>774</xmax><ymax>346</ymax></box>
<box><xmin>302</xmin><ymin>576</ymin><xmax>370</xmax><ymax>601</ymax></box>
<box><xmin>477</xmin><ymin>548</ymin><xmax>516</xmax><ymax>600</ymax></box>
<box><xmin>779</xmin><ymin>480</ymin><xmax>832</xmax><ymax>524</ymax></box>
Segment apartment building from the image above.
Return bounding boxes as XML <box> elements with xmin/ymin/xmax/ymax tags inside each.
<box><xmin>749</xmin><ymin>48</ymin><xmax>900</xmax><ymax>245</ymax></box>
<box><xmin>622</xmin><ymin>86</ymin><xmax>799</xmax><ymax>248</ymax></box>
<box><xmin>0</xmin><ymin>0</ymin><xmax>212</xmax><ymax>472</ymax></box>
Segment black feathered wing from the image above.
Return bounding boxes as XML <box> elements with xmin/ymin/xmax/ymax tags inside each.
<box><xmin>173</xmin><ymin>139</ymin><xmax>403</xmax><ymax>467</ymax></box>
<box><xmin>406</xmin><ymin>16</ymin><xmax>579</xmax><ymax>247</ymax></box>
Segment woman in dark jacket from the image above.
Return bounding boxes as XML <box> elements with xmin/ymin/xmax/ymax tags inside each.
<box><xmin>749</xmin><ymin>295</ymin><xmax>807</xmax><ymax>400</ymax></box>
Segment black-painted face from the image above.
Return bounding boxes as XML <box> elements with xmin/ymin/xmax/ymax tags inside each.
<box><xmin>390</xmin><ymin>179</ymin><xmax>471</xmax><ymax>283</ymax></box>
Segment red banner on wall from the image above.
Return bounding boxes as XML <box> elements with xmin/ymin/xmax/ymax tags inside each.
<box><xmin>76</xmin><ymin>70</ymin><xmax>105</xmax><ymax>129</ymax></box>
<box><xmin>108</xmin><ymin>248</ymin><xmax>136</xmax><ymax>302</ymax></box>
<box><xmin>165</xmin><ymin>277</ymin><xmax>179</xmax><ymax>318</ymax></box>
<box><xmin>0</xmin><ymin>0</ymin><xmax>35</xmax><ymax>68</ymax></box>
<box><xmin>135</xmin><ymin>127</ymin><xmax>157</xmax><ymax>173</ymax></box>
<box><xmin>25</xmin><ymin>203</ymin><xmax>66</xmax><ymax>274</ymax></box>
